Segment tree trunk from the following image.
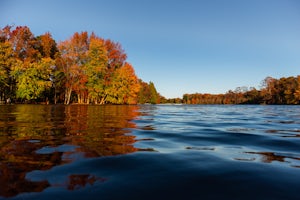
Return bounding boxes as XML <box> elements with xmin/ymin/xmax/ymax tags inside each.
<box><xmin>65</xmin><ymin>88</ymin><xmax>72</xmax><ymax>105</ymax></box>
<box><xmin>99</xmin><ymin>95</ymin><xmax>106</xmax><ymax>104</ymax></box>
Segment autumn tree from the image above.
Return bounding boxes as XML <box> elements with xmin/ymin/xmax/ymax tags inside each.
<box><xmin>107</xmin><ymin>62</ymin><xmax>140</xmax><ymax>104</ymax></box>
<box><xmin>104</xmin><ymin>39</ymin><xmax>127</xmax><ymax>71</ymax></box>
<box><xmin>137</xmin><ymin>80</ymin><xmax>161</xmax><ymax>104</ymax></box>
<box><xmin>12</xmin><ymin>58</ymin><xmax>53</xmax><ymax>101</ymax></box>
<box><xmin>36</xmin><ymin>32</ymin><xmax>58</xmax><ymax>59</ymax></box>
<box><xmin>9</xmin><ymin>26</ymin><xmax>41</xmax><ymax>63</ymax></box>
<box><xmin>294</xmin><ymin>76</ymin><xmax>300</xmax><ymax>104</ymax></box>
<box><xmin>244</xmin><ymin>87</ymin><xmax>262</xmax><ymax>104</ymax></box>
<box><xmin>58</xmin><ymin>32</ymin><xmax>89</xmax><ymax>104</ymax></box>
<box><xmin>281</xmin><ymin>77</ymin><xmax>298</xmax><ymax>104</ymax></box>
<box><xmin>0</xmin><ymin>25</ymin><xmax>157</xmax><ymax>105</ymax></box>
<box><xmin>85</xmin><ymin>36</ymin><xmax>108</xmax><ymax>104</ymax></box>
<box><xmin>182</xmin><ymin>76</ymin><xmax>300</xmax><ymax>105</ymax></box>
<box><xmin>0</xmin><ymin>27</ymin><xmax>15</xmax><ymax>101</ymax></box>
<box><xmin>101</xmin><ymin>39</ymin><xmax>127</xmax><ymax>102</ymax></box>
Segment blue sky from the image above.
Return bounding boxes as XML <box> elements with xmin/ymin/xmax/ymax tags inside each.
<box><xmin>1</xmin><ymin>0</ymin><xmax>300</xmax><ymax>98</ymax></box>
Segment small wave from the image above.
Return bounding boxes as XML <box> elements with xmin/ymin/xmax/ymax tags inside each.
<box><xmin>138</xmin><ymin>148</ymin><xmax>158</xmax><ymax>152</ymax></box>
<box><xmin>265</xmin><ymin>129</ymin><xmax>300</xmax><ymax>137</ymax></box>
<box><xmin>186</xmin><ymin>146</ymin><xmax>215</xmax><ymax>151</ymax></box>
<box><xmin>234</xmin><ymin>157</ymin><xmax>256</xmax><ymax>161</ymax></box>
<box><xmin>140</xmin><ymin>125</ymin><xmax>155</xmax><ymax>130</ymax></box>
<box><xmin>136</xmin><ymin>138</ymin><xmax>155</xmax><ymax>141</ymax></box>
<box><xmin>279</xmin><ymin>120</ymin><xmax>296</xmax><ymax>124</ymax></box>
<box><xmin>226</xmin><ymin>128</ymin><xmax>256</xmax><ymax>132</ymax></box>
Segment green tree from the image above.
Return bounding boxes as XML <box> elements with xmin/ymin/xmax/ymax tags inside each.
<box><xmin>137</xmin><ymin>81</ymin><xmax>160</xmax><ymax>104</ymax></box>
<box><xmin>85</xmin><ymin>36</ymin><xmax>108</xmax><ymax>104</ymax></box>
<box><xmin>138</xmin><ymin>80</ymin><xmax>151</xmax><ymax>104</ymax></box>
<box><xmin>149</xmin><ymin>81</ymin><xmax>159</xmax><ymax>104</ymax></box>
<box><xmin>12</xmin><ymin>58</ymin><xmax>53</xmax><ymax>101</ymax></box>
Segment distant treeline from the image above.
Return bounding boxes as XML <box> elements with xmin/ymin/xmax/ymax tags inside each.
<box><xmin>166</xmin><ymin>76</ymin><xmax>300</xmax><ymax>105</ymax></box>
<box><xmin>0</xmin><ymin>25</ymin><xmax>161</xmax><ymax>104</ymax></box>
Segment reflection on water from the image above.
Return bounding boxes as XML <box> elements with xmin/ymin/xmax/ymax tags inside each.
<box><xmin>141</xmin><ymin>105</ymin><xmax>300</xmax><ymax>158</ymax></box>
<box><xmin>1</xmin><ymin>105</ymin><xmax>300</xmax><ymax>199</ymax></box>
<box><xmin>0</xmin><ymin>105</ymin><xmax>139</xmax><ymax>197</ymax></box>
<box><xmin>245</xmin><ymin>151</ymin><xmax>300</xmax><ymax>167</ymax></box>
<box><xmin>61</xmin><ymin>174</ymin><xmax>107</xmax><ymax>191</ymax></box>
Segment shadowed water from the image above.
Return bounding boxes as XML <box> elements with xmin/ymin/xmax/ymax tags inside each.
<box><xmin>0</xmin><ymin>104</ymin><xmax>300</xmax><ymax>199</ymax></box>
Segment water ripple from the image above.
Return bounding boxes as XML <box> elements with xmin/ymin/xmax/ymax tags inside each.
<box><xmin>1</xmin><ymin>105</ymin><xmax>300</xmax><ymax>199</ymax></box>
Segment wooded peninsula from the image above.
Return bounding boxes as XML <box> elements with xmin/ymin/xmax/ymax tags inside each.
<box><xmin>0</xmin><ymin>25</ymin><xmax>161</xmax><ymax>104</ymax></box>
<box><xmin>1</xmin><ymin>25</ymin><xmax>299</xmax><ymax>105</ymax></box>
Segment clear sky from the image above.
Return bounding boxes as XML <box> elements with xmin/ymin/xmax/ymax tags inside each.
<box><xmin>1</xmin><ymin>0</ymin><xmax>300</xmax><ymax>98</ymax></box>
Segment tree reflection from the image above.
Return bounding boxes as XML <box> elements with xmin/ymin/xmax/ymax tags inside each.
<box><xmin>246</xmin><ymin>151</ymin><xmax>300</xmax><ymax>166</ymax></box>
<box><xmin>0</xmin><ymin>105</ymin><xmax>140</xmax><ymax>197</ymax></box>
<box><xmin>65</xmin><ymin>174</ymin><xmax>106</xmax><ymax>191</ymax></box>
<box><xmin>0</xmin><ymin>140</ymin><xmax>62</xmax><ymax>197</ymax></box>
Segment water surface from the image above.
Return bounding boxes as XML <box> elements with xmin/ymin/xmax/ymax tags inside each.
<box><xmin>0</xmin><ymin>105</ymin><xmax>300</xmax><ymax>199</ymax></box>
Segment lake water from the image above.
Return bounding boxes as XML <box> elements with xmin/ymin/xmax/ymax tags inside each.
<box><xmin>0</xmin><ymin>104</ymin><xmax>300</xmax><ymax>199</ymax></box>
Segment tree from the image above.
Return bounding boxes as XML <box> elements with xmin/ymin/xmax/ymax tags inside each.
<box><xmin>50</xmin><ymin>65</ymin><xmax>65</xmax><ymax>104</ymax></box>
<box><xmin>107</xmin><ymin>63</ymin><xmax>140</xmax><ymax>104</ymax></box>
<box><xmin>138</xmin><ymin>80</ymin><xmax>161</xmax><ymax>104</ymax></box>
<box><xmin>282</xmin><ymin>77</ymin><xmax>297</xmax><ymax>104</ymax></box>
<box><xmin>138</xmin><ymin>80</ymin><xmax>151</xmax><ymax>104</ymax></box>
<box><xmin>36</xmin><ymin>32</ymin><xmax>58</xmax><ymax>59</ymax></box>
<box><xmin>149</xmin><ymin>81</ymin><xmax>159</xmax><ymax>104</ymax></box>
<box><xmin>85</xmin><ymin>36</ymin><xmax>108</xmax><ymax>104</ymax></box>
<box><xmin>0</xmin><ymin>25</ymin><xmax>157</xmax><ymax>105</ymax></box>
<box><xmin>104</xmin><ymin>39</ymin><xmax>127</xmax><ymax>71</ymax></box>
<box><xmin>244</xmin><ymin>87</ymin><xmax>262</xmax><ymax>104</ymax></box>
<box><xmin>101</xmin><ymin>39</ymin><xmax>127</xmax><ymax>102</ymax></box>
<box><xmin>0</xmin><ymin>40</ymin><xmax>14</xmax><ymax>101</ymax></box>
<box><xmin>294</xmin><ymin>76</ymin><xmax>300</xmax><ymax>104</ymax></box>
<box><xmin>12</xmin><ymin>58</ymin><xmax>53</xmax><ymax>101</ymax></box>
<box><xmin>9</xmin><ymin>26</ymin><xmax>40</xmax><ymax>63</ymax></box>
<box><xmin>58</xmin><ymin>32</ymin><xmax>89</xmax><ymax>104</ymax></box>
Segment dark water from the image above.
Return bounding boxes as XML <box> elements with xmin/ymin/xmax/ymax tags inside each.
<box><xmin>0</xmin><ymin>104</ymin><xmax>300</xmax><ymax>200</ymax></box>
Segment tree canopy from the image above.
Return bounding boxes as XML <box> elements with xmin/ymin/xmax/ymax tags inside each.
<box><xmin>2</xmin><ymin>25</ymin><xmax>297</xmax><ymax>105</ymax></box>
<box><xmin>0</xmin><ymin>25</ymin><xmax>161</xmax><ymax>104</ymax></box>
<box><xmin>181</xmin><ymin>76</ymin><xmax>300</xmax><ymax>105</ymax></box>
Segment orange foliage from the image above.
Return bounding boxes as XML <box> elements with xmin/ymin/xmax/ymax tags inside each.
<box><xmin>0</xmin><ymin>25</ymin><xmax>151</xmax><ymax>104</ymax></box>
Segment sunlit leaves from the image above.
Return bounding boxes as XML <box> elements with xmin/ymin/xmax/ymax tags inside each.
<box><xmin>58</xmin><ymin>31</ymin><xmax>89</xmax><ymax>104</ymax></box>
<box><xmin>9</xmin><ymin>26</ymin><xmax>41</xmax><ymax>63</ymax></box>
<box><xmin>85</xmin><ymin>36</ymin><xmax>108</xmax><ymax>104</ymax></box>
<box><xmin>36</xmin><ymin>32</ymin><xmax>58</xmax><ymax>59</ymax></box>
<box><xmin>57</xmin><ymin>31</ymin><xmax>137</xmax><ymax>104</ymax></box>
<box><xmin>0</xmin><ymin>41</ymin><xmax>13</xmax><ymax>87</ymax></box>
<box><xmin>13</xmin><ymin>58</ymin><xmax>53</xmax><ymax>100</ymax></box>
<box><xmin>104</xmin><ymin>39</ymin><xmax>127</xmax><ymax>70</ymax></box>
<box><xmin>1</xmin><ymin>25</ymin><xmax>144</xmax><ymax>104</ymax></box>
<box><xmin>107</xmin><ymin>63</ymin><xmax>140</xmax><ymax>104</ymax></box>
